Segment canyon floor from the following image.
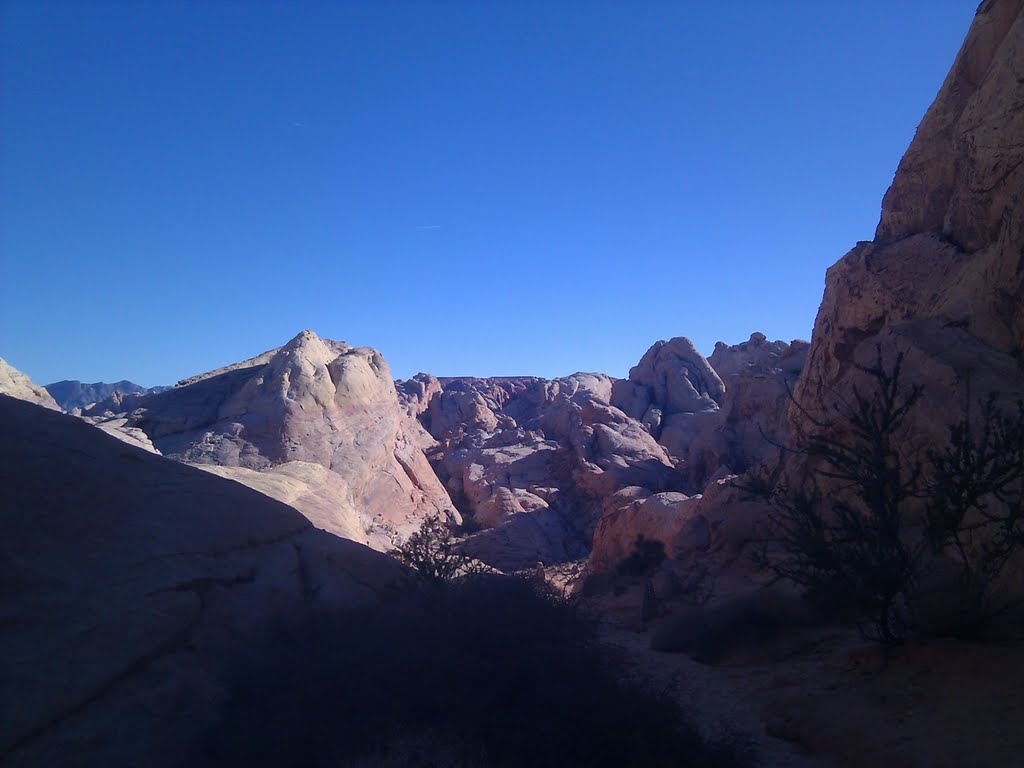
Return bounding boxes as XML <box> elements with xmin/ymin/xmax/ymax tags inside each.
<box><xmin>581</xmin><ymin>577</ymin><xmax>1024</xmax><ymax>768</ymax></box>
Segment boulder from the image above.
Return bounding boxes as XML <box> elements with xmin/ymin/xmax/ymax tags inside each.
<box><xmin>589</xmin><ymin>491</ymin><xmax>696</xmax><ymax>574</ymax></box>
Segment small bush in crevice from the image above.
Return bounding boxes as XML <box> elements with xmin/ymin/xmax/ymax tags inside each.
<box><xmin>747</xmin><ymin>347</ymin><xmax>1024</xmax><ymax>643</ymax></box>
<box><xmin>199</xmin><ymin>574</ymin><xmax>750</xmax><ymax>768</ymax></box>
<box><xmin>388</xmin><ymin>513</ymin><xmax>484</xmax><ymax>585</ymax></box>
<box><xmin>616</xmin><ymin>535</ymin><xmax>667</xmax><ymax>579</ymax></box>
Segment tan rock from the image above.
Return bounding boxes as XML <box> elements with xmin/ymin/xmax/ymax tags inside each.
<box><xmin>0</xmin><ymin>358</ymin><xmax>60</xmax><ymax>411</ymax></box>
<box><xmin>794</xmin><ymin>0</ymin><xmax>1024</xmax><ymax>446</ymax></box>
<box><xmin>128</xmin><ymin>330</ymin><xmax>459</xmax><ymax>547</ymax></box>
<box><xmin>402</xmin><ymin>372</ymin><xmax>676</xmax><ymax>569</ymax></box>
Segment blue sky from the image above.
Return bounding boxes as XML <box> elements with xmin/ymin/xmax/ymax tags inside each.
<box><xmin>1</xmin><ymin>1</ymin><xmax>977</xmax><ymax>387</ymax></box>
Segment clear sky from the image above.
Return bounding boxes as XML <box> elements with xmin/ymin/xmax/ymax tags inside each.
<box><xmin>1</xmin><ymin>1</ymin><xmax>977</xmax><ymax>387</ymax></box>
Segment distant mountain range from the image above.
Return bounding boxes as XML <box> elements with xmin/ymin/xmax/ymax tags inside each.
<box><xmin>43</xmin><ymin>379</ymin><xmax>170</xmax><ymax>412</ymax></box>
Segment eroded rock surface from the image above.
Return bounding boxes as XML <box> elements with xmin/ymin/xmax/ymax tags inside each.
<box><xmin>126</xmin><ymin>330</ymin><xmax>458</xmax><ymax>547</ymax></box>
<box><xmin>794</xmin><ymin>0</ymin><xmax>1024</xmax><ymax>446</ymax></box>
<box><xmin>399</xmin><ymin>373</ymin><xmax>678</xmax><ymax>570</ymax></box>
<box><xmin>399</xmin><ymin>336</ymin><xmax>803</xmax><ymax>573</ymax></box>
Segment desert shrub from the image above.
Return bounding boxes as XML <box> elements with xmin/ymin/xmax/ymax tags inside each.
<box><xmin>651</xmin><ymin>588</ymin><xmax>814</xmax><ymax>662</ymax></box>
<box><xmin>925</xmin><ymin>397</ymin><xmax>1024</xmax><ymax>634</ymax></box>
<box><xmin>748</xmin><ymin>348</ymin><xmax>1024</xmax><ymax>642</ymax></box>
<box><xmin>616</xmin><ymin>534</ymin><xmax>667</xmax><ymax>578</ymax></box>
<box><xmin>199</xmin><ymin>574</ymin><xmax>750</xmax><ymax>768</ymax></box>
<box><xmin>388</xmin><ymin>513</ymin><xmax>483</xmax><ymax>585</ymax></box>
<box><xmin>749</xmin><ymin>350</ymin><xmax>925</xmax><ymax>643</ymax></box>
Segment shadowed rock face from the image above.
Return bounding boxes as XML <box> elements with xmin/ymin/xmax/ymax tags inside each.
<box><xmin>126</xmin><ymin>330</ymin><xmax>458</xmax><ymax>548</ymax></box>
<box><xmin>0</xmin><ymin>394</ymin><xmax>406</xmax><ymax>768</ymax></box>
<box><xmin>794</xmin><ymin>0</ymin><xmax>1024</xmax><ymax>444</ymax></box>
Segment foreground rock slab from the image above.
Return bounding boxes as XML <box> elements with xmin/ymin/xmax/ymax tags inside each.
<box><xmin>0</xmin><ymin>395</ymin><xmax>406</xmax><ymax>768</ymax></box>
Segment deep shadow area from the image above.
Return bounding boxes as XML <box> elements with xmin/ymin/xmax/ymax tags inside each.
<box><xmin>200</xmin><ymin>575</ymin><xmax>751</xmax><ymax>767</ymax></box>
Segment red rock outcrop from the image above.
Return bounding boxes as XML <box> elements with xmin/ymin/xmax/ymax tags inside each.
<box><xmin>0</xmin><ymin>357</ymin><xmax>60</xmax><ymax>411</ymax></box>
<box><xmin>794</xmin><ymin>0</ymin><xmax>1024</xmax><ymax>436</ymax></box>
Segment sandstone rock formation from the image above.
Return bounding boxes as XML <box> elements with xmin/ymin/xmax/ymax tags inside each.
<box><xmin>126</xmin><ymin>330</ymin><xmax>458</xmax><ymax>548</ymax></box>
<box><xmin>637</xmin><ymin>0</ymin><xmax>1024</xmax><ymax>610</ymax></box>
<box><xmin>611</xmin><ymin>336</ymin><xmax>726</xmax><ymax>462</ymax></box>
<box><xmin>607</xmin><ymin>334</ymin><xmax>807</xmax><ymax>489</ymax></box>
<box><xmin>399</xmin><ymin>334</ymin><xmax>805</xmax><ymax>573</ymax></box>
<box><xmin>0</xmin><ymin>358</ymin><xmax>60</xmax><ymax>411</ymax></box>
<box><xmin>582</xmin><ymin>0</ymin><xmax>1022</xmax><ymax>574</ymax></box>
<box><xmin>0</xmin><ymin>394</ymin><xmax>406</xmax><ymax>768</ymax></box>
<box><xmin>699</xmin><ymin>334</ymin><xmax>808</xmax><ymax>480</ymax></box>
<box><xmin>399</xmin><ymin>372</ymin><xmax>678</xmax><ymax>570</ymax></box>
<box><xmin>794</xmin><ymin>0</ymin><xmax>1024</xmax><ymax>437</ymax></box>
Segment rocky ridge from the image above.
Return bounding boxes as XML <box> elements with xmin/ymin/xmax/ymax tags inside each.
<box><xmin>0</xmin><ymin>358</ymin><xmax>61</xmax><ymax>411</ymax></box>
<box><xmin>122</xmin><ymin>330</ymin><xmax>458</xmax><ymax>549</ymax></box>
<box><xmin>794</xmin><ymin>0</ymin><xmax>1024</xmax><ymax>438</ymax></box>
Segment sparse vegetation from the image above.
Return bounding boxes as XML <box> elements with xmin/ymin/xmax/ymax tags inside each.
<box><xmin>925</xmin><ymin>397</ymin><xmax>1024</xmax><ymax>634</ymax></box>
<box><xmin>617</xmin><ymin>534</ymin><xmax>667</xmax><ymax>578</ymax></box>
<box><xmin>200</xmin><ymin>574</ymin><xmax>750</xmax><ymax>767</ymax></box>
<box><xmin>388</xmin><ymin>512</ymin><xmax>484</xmax><ymax>585</ymax></box>
<box><xmin>748</xmin><ymin>348</ymin><xmax>1024</xmax><ymax>643</ymax></box>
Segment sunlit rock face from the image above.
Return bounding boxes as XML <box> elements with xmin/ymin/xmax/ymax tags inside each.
<box><xmin>126</xmin><ymin>330</ymin><xmax>458</xmax><ymax>549</ymax></box>
<box><xmin>0</xmin><ymin>358</ymin><xmax>61</xmax><ymax>411</ymax></box>
<box><xmin>399</xmin><ymin>334</ymin><xmax>806</xmax><ymax>572</ymax></box>
<box><xmin>0</xmin><ymin>394</ymin><xmax>406</xmax><ymax>768</ymax></box>
<box><xmin>793</xmin><ymin>0</ymin><xmax>1024</xmax><ymax>446</ymax></box>
<box><xmin>611</xmin><ymin>334</ymin><xmax>808</xmax><ymax>491</ymax></box>
<box><xmin>593</xmin><ymin>1</ymin><xmax>1024</xmax><ymax>578</ymax></box>
<box><xmin>611</xmin><ymin>336</ymin><xmax>725</xmax><ymax>468</ymax></box>
<box><xmin>398</xmin><ymin>372</ymin><xmax>679</xmax><ymax>570</ymax></box>
<box><xmin>581</xmin><ymin>334</ymin><xmax>806</xmax><ymax>574</ymax></box>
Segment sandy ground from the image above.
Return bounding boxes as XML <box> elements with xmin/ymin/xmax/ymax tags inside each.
<box><xmin>572</xmin><ymin>576</ymin><xmax>1024</xmax><ymax>768</ymax></box>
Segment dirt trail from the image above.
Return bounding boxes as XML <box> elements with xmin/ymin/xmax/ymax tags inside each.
<box><xmin>590</xmin><ymin>583</ymin><xmax>826</xmax><ymax>767</ymax></box>
<box><xmin>584</xmin><ymin>580</ymin><xmax>1024</xmax><ymax>768</ymax></box>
